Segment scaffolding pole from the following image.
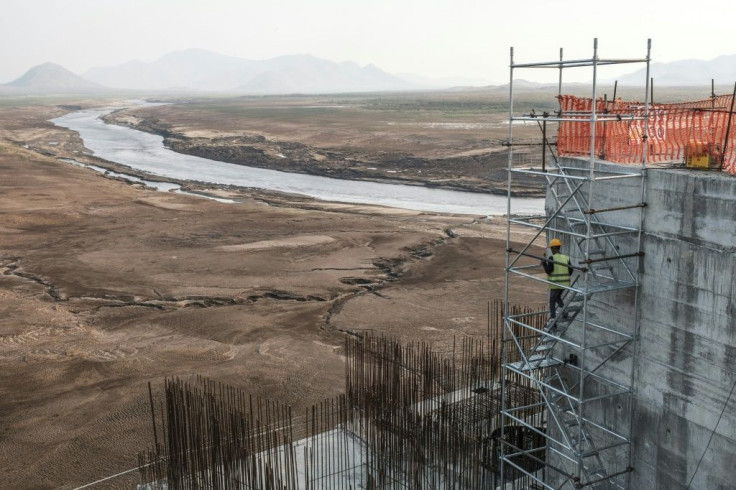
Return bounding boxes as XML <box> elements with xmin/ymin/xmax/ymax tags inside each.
<box><xmin>500</xmin><ymin>38</ymin><xmax>650</xmax><ymax>490</ymax></box>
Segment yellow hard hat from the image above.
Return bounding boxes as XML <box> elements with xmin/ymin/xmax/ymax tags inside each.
<box><xmin>549</xmin><ymin>238</ymin><xmax>562</xmax><ymax>247</ymax></box>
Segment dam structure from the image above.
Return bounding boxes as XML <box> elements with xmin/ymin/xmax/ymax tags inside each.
<box><xmin>501</xmin><ymin>39</ymin><xmax>736</xmax><ymax>488</ymax></box>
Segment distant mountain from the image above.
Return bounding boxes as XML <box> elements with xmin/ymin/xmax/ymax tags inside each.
<box><xmin>3</xmin><ymin>62</ymin><xmax>106</xmax><ymax>93</ymax></box>
<box><xmin>84</xmin><ymin>49</ymin><xmax>416</xmax><ymax>94</ymax></box>
<box><xmin>235</xmin><ymin>55</ymin><xmax>413</xmax><ymax>94</ymax></box>
<box><xmin>396</xmin><ymin>73</ymin><xmax>494</xmax><ymax>89</ymax></box>
<box><xmin>615</xmin><ymin>55</ymin><xmax>736</xmax><ymax>86</ymax></box>
<box><xmin>490</xmin><ymin>79</ymin><xmax>557</xmax><ymax>91</ymax></box>
<box><xmin>84</xmin><ymin>49</ymin><xmax>259</xmax><ymax>91</ymax></box>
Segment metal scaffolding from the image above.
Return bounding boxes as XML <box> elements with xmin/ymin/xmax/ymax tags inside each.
<box><xmin>501</xmin><ymin>39</ymin><xmax>651</xmax><ymax>489</ymax></box>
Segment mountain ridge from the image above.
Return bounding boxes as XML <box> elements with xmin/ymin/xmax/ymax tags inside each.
<box><xmin>2</xmin><ymin>62</ymin><xmax>106</xmax><ymax>92</ymax></box>
<box><xmin>83</xmin><ymin>49</ymin><xmax>415</xmax><ymax>93</ymax></box>
<box><xmin>5</xmin><ymin>50</ymin><xmax>736</xmax><ymax>95</ymax></box>
<box><xmin>614</xmin><ymin>54</ymin><xmax>736</xmax><ymax>86</ymax></box>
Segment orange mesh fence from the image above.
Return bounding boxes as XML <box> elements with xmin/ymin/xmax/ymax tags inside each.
<box><xmin>556</xmin><ymin>95</ymin><xmax>736</xmax><ymax>175</ymax></box>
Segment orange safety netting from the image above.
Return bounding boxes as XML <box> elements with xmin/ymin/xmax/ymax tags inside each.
<box><xmin>556</xmin><ymin>94</ymin><xmax>736</xmax><ymax>175</ymax></box>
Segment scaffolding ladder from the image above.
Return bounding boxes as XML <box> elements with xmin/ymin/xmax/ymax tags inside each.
<box><xmin>500</xmin><ymin>39</ymin><xmax>651</xmax><ymax>489</ymax></box>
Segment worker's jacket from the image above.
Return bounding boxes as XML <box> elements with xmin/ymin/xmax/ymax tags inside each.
<box><xmin>542</xmin><ymin>253</ymin><xmax>572</xmax><ymax>289</ymax></box>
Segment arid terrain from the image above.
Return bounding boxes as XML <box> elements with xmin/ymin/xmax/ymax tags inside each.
<box><xmin>0</xmin><ymin>95</ymin><xmax>547</xmax><ymax>488</ymax></box>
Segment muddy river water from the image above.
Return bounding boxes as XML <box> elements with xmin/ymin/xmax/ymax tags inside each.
<box><xmin>53</xmin><ymin>107</ymin><xmax>544</xmax><ymax>216</ymax></box>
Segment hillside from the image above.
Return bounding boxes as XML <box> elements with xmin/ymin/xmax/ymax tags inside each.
<box><xmin>3</xmin><ymin>62</ymin><xmax>106</xmax><ymax>93</ymax></box>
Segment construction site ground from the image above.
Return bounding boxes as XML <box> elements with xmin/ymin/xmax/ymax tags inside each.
<box><xmin>0</xmin><ymin>99</ymin><xmax>545</xmax><ymax>488</ymax></box>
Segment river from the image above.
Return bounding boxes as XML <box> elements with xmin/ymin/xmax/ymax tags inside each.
<box><xmin>52</xmin><ymin>107</ymin><xmax>544</xmax><ymax>216</ymax></box>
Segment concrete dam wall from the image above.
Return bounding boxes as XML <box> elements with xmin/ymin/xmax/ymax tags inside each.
<box><xmin>557</xmin><ymin>158</ymin><xmax>736</xmax><ymax>489</ymax></box>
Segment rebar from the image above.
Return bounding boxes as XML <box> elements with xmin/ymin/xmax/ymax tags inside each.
<box><xmin>138</xmin><ymin>302</ymin><xmax>548</xmax><ymax>489</ymax></box>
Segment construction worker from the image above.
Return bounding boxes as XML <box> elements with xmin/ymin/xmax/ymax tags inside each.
<box><xmin>541</xmin><ymin>238</ymin><xmax>572</xmax><ymax>320</ymax></box>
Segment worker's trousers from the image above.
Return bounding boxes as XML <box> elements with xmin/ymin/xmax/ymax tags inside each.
<box><xmin>549</xmin><ymin>289</ymin><xmax>564</xmax><ymax>318</ymax></box>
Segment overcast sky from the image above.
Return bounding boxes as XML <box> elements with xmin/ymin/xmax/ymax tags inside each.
<box><xmin>2</xmin><ymin>0</ymin><xmax>734</xmax><ymax>84</ymax></box>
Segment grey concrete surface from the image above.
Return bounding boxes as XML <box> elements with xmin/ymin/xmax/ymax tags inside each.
<box><xmin>550</xmin><ymin>159</ymin><xmax>736</xmax><ymax>489</ymax></box>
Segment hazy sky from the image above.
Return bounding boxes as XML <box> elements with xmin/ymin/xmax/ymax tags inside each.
<box><xmin>2</xmin><ymin>0</ymin><xmax>735</xmax><ymax>84</ymax></box>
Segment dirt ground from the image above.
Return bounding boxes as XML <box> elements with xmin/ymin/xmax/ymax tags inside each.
<box><xmin>0</xmin><ymin>100</ymin><xmax>546</xmax><ymax>489</ymax></box>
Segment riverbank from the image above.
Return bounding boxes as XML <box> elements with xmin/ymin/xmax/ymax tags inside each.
<box><xmin>101</xmin><ymin>96</ymin><xmax>546</xmax><ymax>197</ymax></box>
<box><xmin>54</xmin><ymin>106</ymin><xmax>544</xmax><ymax>216</ymax></box>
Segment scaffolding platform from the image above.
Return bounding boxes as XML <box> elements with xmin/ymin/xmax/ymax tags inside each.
<box><xmin>500</xmin><ymin>39</ymin><xmax>649</xmax><ymax>490</ymax></box>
